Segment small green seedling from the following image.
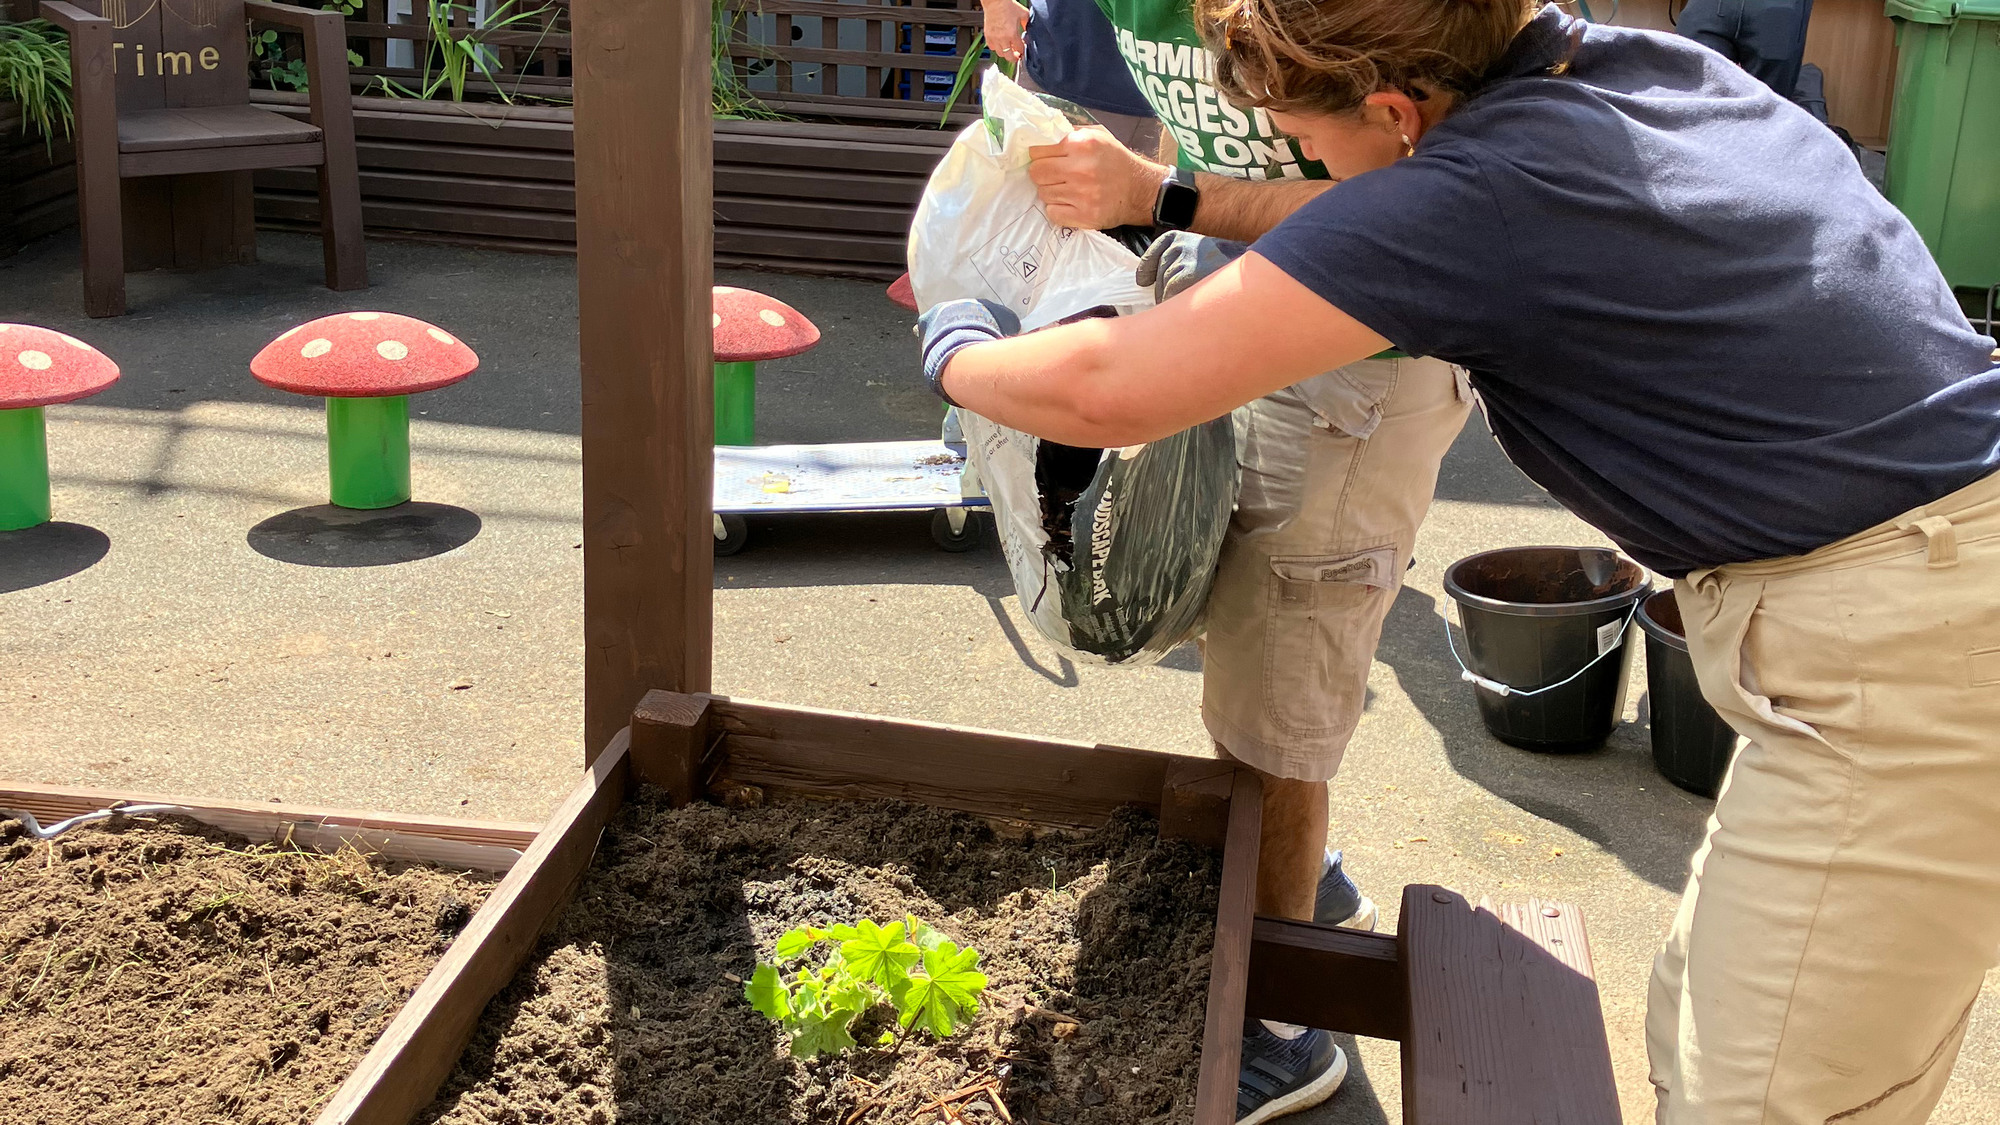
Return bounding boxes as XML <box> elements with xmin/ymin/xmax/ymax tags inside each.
<box><xmin>744</xmin><ymin>915</ymin><xmax>988</xmax><ymax>1058</ymax></box>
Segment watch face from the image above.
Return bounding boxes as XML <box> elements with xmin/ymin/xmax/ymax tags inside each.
<box><xmin>1157</xmin><ymin>179</ymin><xmax>1199</xmax><ymax>231</ymax></box>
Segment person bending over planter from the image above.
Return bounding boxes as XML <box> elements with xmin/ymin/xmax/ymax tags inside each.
<box><xmin>917</xmin><ymin>0</ymin><xmax>2000</xmax><ymax>1120</ymax></box>
<box><xmin>1015</xmin><ymin>0</ymin><xmax>1475</xmax><ymax>1116</ymax></box>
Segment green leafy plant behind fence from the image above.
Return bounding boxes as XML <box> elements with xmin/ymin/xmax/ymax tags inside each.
<box><xmin>0</xmin><ymin>19</ymin><xmax>72</xmax><ymax>147</ymax></box>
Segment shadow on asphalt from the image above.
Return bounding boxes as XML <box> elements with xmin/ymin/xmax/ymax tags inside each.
<box><xmin>247</xmin><ymin>502</ymin><xmax>483</xmax><ymax>567</ymax></box>
<box><xmin>0</xmin><ymin>522</ymin><xmax>111</xmax><ymax>592</ymax></box>
<box><xmin>1374</xmin><ymin>584</ymin><xmax>1712</xmax><ymax>893</ymax></box>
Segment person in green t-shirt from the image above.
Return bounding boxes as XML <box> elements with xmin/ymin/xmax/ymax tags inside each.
<box><xmin>1013</xmin><ymin>2</ymin><xmax>1475</xmax><ymax>1120</ymax></box>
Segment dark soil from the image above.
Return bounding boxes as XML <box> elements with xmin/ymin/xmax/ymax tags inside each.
<box><xmin>424</xmin><ymin>788</ymin><xmax>1221</xmax><ymax>1125</ymax></box>
<box><xmin>0</xmin><ymin>814</ymin><xmax>493</xmax><ymax>1125</ymax></box>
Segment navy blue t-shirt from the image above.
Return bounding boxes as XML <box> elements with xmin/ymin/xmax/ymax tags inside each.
<box><xmin>1026</xmin><ymin>0</ymin><xmax>1154</xmax><ymax>118</ymax></box>
<box><xmin>1254</xmin><ymin>7</ymin><xmax>2000</xmax><ymax>577</ymax></box>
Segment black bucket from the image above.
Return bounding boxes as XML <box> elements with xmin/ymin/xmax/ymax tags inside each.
<box><xmin>1636</xmin><ymin>590</ymin><xmax>1740</xmax><ymax>797</ymax></box>
<box><xmin>1442</xmin><ymin>546</ymin><xmax>1650</xmax><ymax>751</ymax></box>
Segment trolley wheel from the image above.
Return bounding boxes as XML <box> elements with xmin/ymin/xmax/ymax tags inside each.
<box><xmin>930</xmin><ymin>507</ymin><xmax>981</xmax><ymax>552</ymax></box>
<box><xmin>714</xmin><ymin>513</ymin><xmax>750</xmax><ymax>556</ymax></box>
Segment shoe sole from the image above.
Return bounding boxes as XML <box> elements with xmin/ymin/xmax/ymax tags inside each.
<box><xmin>1341</xmin><ymin>896</ymin><xmax>1379</xmax><ymax>933</ymax></box>
<box><xmin>1238</xmin><ymin>1044</ymin><xmax>1349</xmax><ymax>1125</ymax></box>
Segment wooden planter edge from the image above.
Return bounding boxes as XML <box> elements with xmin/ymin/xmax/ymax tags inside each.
<box><xmin>0</xmin><ymin>780</ymin><xmax>538</xmax><ymax>873</ymax></box>
<box><xmin>311</xmin><ymin>690</ymin><xmax>1263</xmax><ymax>1125</ymax></box>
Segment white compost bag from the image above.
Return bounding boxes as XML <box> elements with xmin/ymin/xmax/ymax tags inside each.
<box><xmin>908</xmin><ymin>70</ymin><xmax>1237</xmax><ymax>666</ymax></box>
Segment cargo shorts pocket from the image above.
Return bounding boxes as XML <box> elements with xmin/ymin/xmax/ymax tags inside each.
<box><xmin>1263</xmin><ymin>546</ymin><xmax>1400</xmax><ymax>733</ymax></box>
<box><xmin>1296</xmin><ymin>360</ymin><xmax>1398</xmax><ymax>441</ymax></box>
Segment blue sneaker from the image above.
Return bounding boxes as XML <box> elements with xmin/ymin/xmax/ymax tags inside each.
<box><xmin>1237</xmin><ymin>1024</ymin><xmax>1348</xmax><ymax>1123</ymax></box>
<box><xmin>1314</xmin><ymin>850</ymin><xmax>1378</xmax><ymax>930</ymax></box>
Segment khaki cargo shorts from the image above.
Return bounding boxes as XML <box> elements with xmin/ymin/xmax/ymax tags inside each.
<box><xmin>1200</xmin><ymin>355</ymin><xmax>1471</xmax><ymax>782</ymax></box>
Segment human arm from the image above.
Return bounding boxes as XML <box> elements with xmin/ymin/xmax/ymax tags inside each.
<box><xmin>930</xmin><ymin>252</ymin><xmax>1391</xmax><ymax>446</ymax></box>
<box><xmin>1027</xmin><ymin>128</ymin><xmax>1333</xmax><ymax>239</ymax></box>
<box><xmin>981</xmin><ymin>0</ymin><xmax>1028</xmax><ymax>65</ymax></box>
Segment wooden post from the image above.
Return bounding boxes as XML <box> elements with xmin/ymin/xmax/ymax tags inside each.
<box><xmin>571</xmin><ymin>0</ymin><xmax>714</xmax><ymax>760</ymax></box>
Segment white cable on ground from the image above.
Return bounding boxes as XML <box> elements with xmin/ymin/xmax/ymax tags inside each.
<box><xmin>0</xmin><ymin>804</ymin><xmax>191</xmax><ymax>840</ymax></box>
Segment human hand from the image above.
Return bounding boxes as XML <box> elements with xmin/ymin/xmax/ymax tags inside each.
<box><xmin>1134</xmin><ymin>232</ymin><xmax>1250</xmax><ymax>303</ymax></box>
<box><xmin>915</xmin><ymin>298</ymin><xmax>1022</xmax><ymax>405</ymax></box>
<box><xmin>1027</xmin><ymin>126</ymin><xmax>1164</xmax><ymax>231</ymax></box>
<box><xmin>982</xmin><ymin>0</ymin><xmax>1028</xmax><ymax>66</ymax></box>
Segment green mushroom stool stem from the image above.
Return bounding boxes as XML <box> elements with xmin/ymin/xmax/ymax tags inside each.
<box><xmin>714</xmin><ymin>361</ymin><xmax>757</xmax><ymax>447</ymax></box>
<box><xmin>0</xmin><ymin>406</ymin><xmax>50</xmax><ymax>532</ymax></box>
<box><xmin>326</xmin><ymin>395</ymin><xmax>412</xmax><ymax>510</ymax></box>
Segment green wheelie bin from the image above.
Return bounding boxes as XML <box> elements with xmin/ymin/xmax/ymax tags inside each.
<box><xmin>1884</xmin><ymin>0</ymin><xmax>2000</xmax><ymax>293</ymax></box>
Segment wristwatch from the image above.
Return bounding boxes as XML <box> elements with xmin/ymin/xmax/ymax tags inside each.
<box><xmin>1152</xmin><ymin>167</ymin><xmax>1199</xmax><ymax>231</ymax></box>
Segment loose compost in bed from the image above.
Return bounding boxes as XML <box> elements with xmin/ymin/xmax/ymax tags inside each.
<box><xmin>424</xmin><ymin>787</ymin><xmax>1222</xmax><ymax>1125</ymax></box>
<box><xmin>0</xmin><ymin>814</ymin><xmax>493</xmax><ymax>1124</ymax></box>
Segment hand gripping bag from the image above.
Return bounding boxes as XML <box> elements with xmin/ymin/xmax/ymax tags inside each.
<box><xmin>908</xmin><ymin>70</ymin><xmax>1237</xmax><ymax>666</ymax></box>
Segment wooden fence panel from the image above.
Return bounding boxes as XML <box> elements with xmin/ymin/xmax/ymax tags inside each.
<box><xmin>247</xmin><ymin>91</ymin><xmax>949</xmax><ymax>278</ymax></box>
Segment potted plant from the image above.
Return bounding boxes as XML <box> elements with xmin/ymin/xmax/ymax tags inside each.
<box><xmin>0</xmin><ymin>16</ymin><xmax>74</xmax><ymax>259</ymax></box>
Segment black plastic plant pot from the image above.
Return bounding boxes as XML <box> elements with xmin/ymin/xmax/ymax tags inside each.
<box><xmin>1443</xmin><ymin>546</ymin><xmax>1650</xmax><ymax>752</ymax></box>
<box><xmin>1635</xmin><ymin>590</ymin><xmax>1741</xmax><ymax>797</ymax></box>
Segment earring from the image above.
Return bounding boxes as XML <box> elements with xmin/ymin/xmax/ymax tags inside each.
<box><xmin>1400</xmin><ymin>134</ymin><xmax>1415</xmax><ymax>158</ymax></box>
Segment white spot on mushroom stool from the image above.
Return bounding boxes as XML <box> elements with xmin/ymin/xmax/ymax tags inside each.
<box><xmin>302</xmin><ymin>338</ymin><xmax>333</xmax><ymax>359</ymax></box>
<box><xmin>0</xmin><ymin>323</ymin><xmax>122</xmax><ymax>530</ymax></box>
<box><xmin>377</xmin><ymin>340</ymin><xmax>410</xmax><ymax>361</ymax></box>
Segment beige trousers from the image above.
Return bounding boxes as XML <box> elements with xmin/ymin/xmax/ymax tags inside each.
<box><xmin>1200</xmin><ymin>356</ymin><xmax>1471</xmax><ymax>781</ymax></box>
<box><xmin>1649</xmin><ymin>469</ymin><xmax>2000</xmax><ymax>1123</ymax></box>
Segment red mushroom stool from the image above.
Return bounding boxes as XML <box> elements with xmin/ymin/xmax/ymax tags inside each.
<box><xmin>887</xmin><ymin>272</ymin><xmax>918</xmax><ymax>314</ymax></box>
<box><xmin>712</xmin><ymin>286</ymin><xmax>820</xmax><ymax>447</ymax></box>
<box><xmin>251</xmin><ymin>312</ymin><xmax>478</xmax><ymax>510</ymax></box>
<box><xmin>0</xmin><ymin>325</ymin><xmax>120</xmax><ymax>531</ymax></box>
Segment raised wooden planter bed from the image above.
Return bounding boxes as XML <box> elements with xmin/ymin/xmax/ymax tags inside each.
<box><xmin>308</xmin><ymin>690</ymin><xmax>1262</xmax><ymax>1124</ymax></box>
<box><xmin>248</xmin><ymin>91</ymin><xmax>950</xmax><ymax>279</ymax></box>
<box><xmin>0</xmin><ymin>781</ymin><xmax>538</xmax><ymax>1122</ymax></box>
<box><xmin>0</xmin><ymin>100</ymin><xmax>76</xmax><ymax>261</ymax></box>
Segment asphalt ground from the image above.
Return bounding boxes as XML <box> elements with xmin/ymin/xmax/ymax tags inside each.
<box><xmin>2</xmin><ymin>230</ymin><xmax>1994</xmax><ymax>1122</ymax></box>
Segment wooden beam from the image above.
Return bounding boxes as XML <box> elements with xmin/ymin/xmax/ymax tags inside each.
<box><xmin>572</xmin><ymin>0</ymin><xmax>714</xmax><ymax>759</ymax></box>
<box><xmin>1399</xmin><ymin>886</ymin><xmax>1621</xmax><ymax>1124</ymax></box>
<box><xmin>1159</xmin><ymin>757</ymin><xmax>1235</xmax><ymax>849</ymax></box>
<box><xmin>630</xmin><ymin>689</ymin><xmax>714</xmax><ymax>804</ymax></box>
<box><xmin>705</xmin><ymin>694</ymin><xmax>1176</xmax><ymax>828</ymax></box>
<box><xmin>1245</xmin><ymin>917</ymin><xmax>1407</xmax><ymax>1041</ymax></box>
<box><xmin>314</xmin><ymin>729</ymin><xmax>635</xmax><ymax>1125</ymax></box>
<box><xmin>1194</xmin><ymin>769</ymin><xmax>1262</xmax><ymax>1125</ymax></box>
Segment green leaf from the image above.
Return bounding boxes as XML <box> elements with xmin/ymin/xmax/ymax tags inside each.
<box><xmin>744</xmin><ymin>963</ymin><xmax>792</xmax><ymax>1023</ymax></box>
<box><xmin>906</xmin><ymin>914</ymin><xmax>947</xmax><ymax>952</ymax></box>
<box><xmin>836</xmin><ymin>919</ymin><xmax>919</xmax><ymax>991</ymax></box>
<box><xmin>893</xmin><ymin>941</ymin><xmax>988</xmax><ymax>1037</ymax></box>
<box><xmin>788</xmin><ymin>1010</ymin><xmax>858</xmax><ymax>1058</ymax></box>
<box><xmin>773</xmin><ymin>927</ymin><xmax>822</xmax><ymax>962</ymax></box>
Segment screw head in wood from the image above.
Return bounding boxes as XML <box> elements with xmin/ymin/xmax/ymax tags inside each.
<box><xmin>1542</xmin><ymin>906</ymin><xmax>1561</xmax><ymax>918</ymax></box>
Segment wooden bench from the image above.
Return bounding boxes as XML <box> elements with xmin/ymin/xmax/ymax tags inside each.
<box><xmin>1246</xmin><ymin>886</ymin><xmax>1622</xmax><ymax>1123</ymax></box>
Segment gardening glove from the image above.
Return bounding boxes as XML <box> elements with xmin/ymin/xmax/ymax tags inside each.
<box><xmin>1134</xmin><ymin>232</ymin><xmax>1251</xmax><ymax>303</ymax></box>
<box><xmin>915</xmin><ymin>298</ymin><xmax>1020</xmax><ymax>407</ymax></box>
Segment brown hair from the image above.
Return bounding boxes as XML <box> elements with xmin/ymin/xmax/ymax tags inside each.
<box><xmin>1198</xmin><ymin>0</ymin><xmax>1537</xmax><ymax>116</ymax></box>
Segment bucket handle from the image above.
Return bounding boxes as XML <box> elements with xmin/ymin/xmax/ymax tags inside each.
<box><xmin>1443</xmin><ymin>599</ymin><xmax>1641</xmax><ymax>698</ymax></box>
